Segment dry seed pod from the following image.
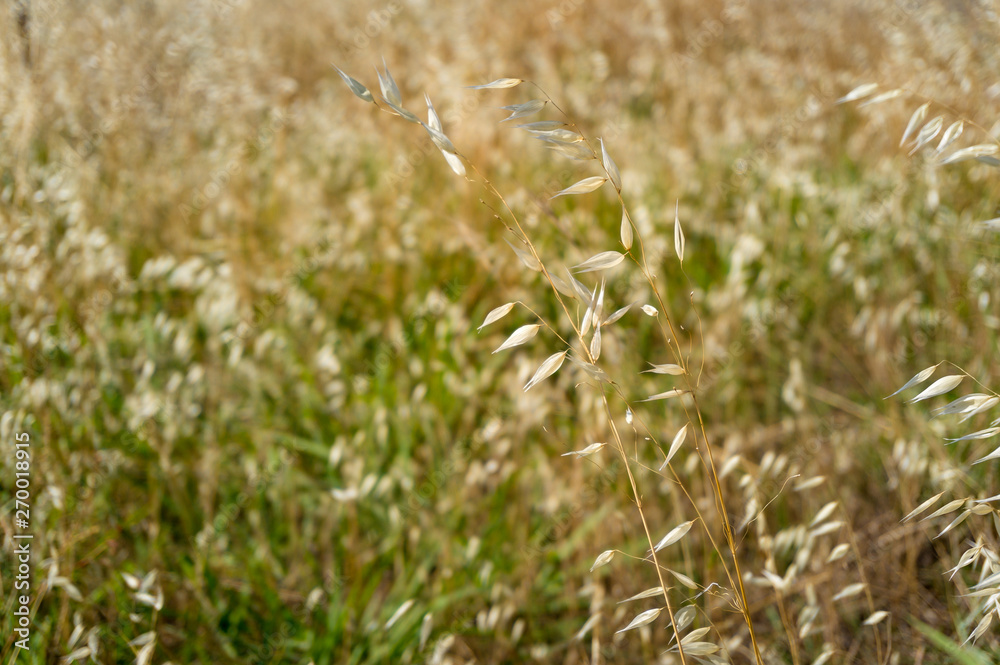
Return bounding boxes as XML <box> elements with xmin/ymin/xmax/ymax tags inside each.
<box><xmin>642</xmin><ymin>389</ymin><xmax>686</xmax><ymax>402</ymax></box>
<box><xmin>653</xmin><ymin>520</ymin><xmax>695</xmax><ymax>552</ymax></box>
<box><xmin>333</xmin><ymin>64</ymin><xmax>374</xmax><ymax>103</ymax></box>
<box><xmin>500</xmin><ymin>99</ymin><xmax>547</xmax><ymax>122</ymax></box>
<box><xmin>589</xmin><ymin>326</ymin><xmax>602</xmax><ymax>360</ymax></box>
<box><xmin>886</xmin><ymin>363</ymin><xmax>940</xmax><ymax>398</ymax></box>
<box><xmin>939</xmin><ymin>144</ymin><xmax>999</xmax><ymax>165</ymax></box>
<box><xmin>517</xmin><ymin>121</ymin><xmax>566</xmax><ymax>131</ymax></box>
<box><xmin>618</xmin><ymin>587</ymin><xmax>664</xmax><ymax>603</ymax></box>
<box><xmin>909</xmin><ymin>375</ymin><xmax>963</xmax><ymax>402</ymax></box>
<box><xmin>934</xmin><ymin>120</ymin><xmax>964</xmax><ymax>155</ymax></box>
<box><xmin>524</xmin><ymin>351</ymin><xmax>568</xmax><ymax>391</ymax></box>
<box><xmin>602</xmin><ymin>303</ymin><xmax>632</xmax><ymax>327</ymax></box>
<box><xmin>424</xmin><ymin>94</ymin><xmax>444</xmax><ymax>132</ymax></box>
<box><xmin>827</xmin><ymin>543</ymin><xmax>851</xmax><ymax>562</ymax></box>
<box><xmin>659</xmin><ymin>424</ymin><xmax>688</xmax><ymax>470</ymax></box>
<box><xmin>549</xmin><ymin>274</ymin><xmax>578</xmax><ymax>299</ymax></box>
<box><xmin>540</xmin><ymin>138</ymin><xmax>596</xmax><ymax>160</ymax></box>
<box><xmin>504</xmin><ymin>238</ymin><xmax>542</xmax><ymax>272</ymax></box>
<box><xmin>644</xmin><ymin>363</ymin><xmax>684</xmax><ymax>375</ymax></box>
<box><xmin>668</xmin><ymin>568</ymin><xmax>698</xmax><ymax>590</ymax></box>
<box><xmin>620</xmin><ymin>209</ymin><xmax>633</xmax><ymax>250</ymax></box>
<box><xmin>477</xmin><ymin>303</ymin><xmax>516</xmax><ymax>332</ymax></box>
<box><xmin>832</xmin><ymin>583</ymin><xmax>865</xmax><ymax>601</ymax></box>
<box><xmin>858</xmin><ymin>88</ymin><xmax>904</xmax><ymax>107</ymax></box>
<box><xmin>810</xmin><ymin>501</ymin><xmax>838</xmax><ymax>527</ymax></box>
<box><xmin>836</xmin><ymin>82</ymin><xmax>879</xmax><ymax>104</ymax></box>
<box><xmin>562</xmin><ymin>442</ymin><xmax>607</xmax><ymax>458</ymax></box>
<box><xmin>948</xmin><ymin>426</ymin><xmax>1000</xmax><ymax>443</ymax></box>
<box><xmin>908</xmin><ymin>116</ymin><xmax>943</xmax><ymax>154</ymax></box>
<box><xmin>492</xmin><ymin>324</ymin><xmax>541</xmax><ymax>354</ymax></box>
<box><xmin>572</xmin><ymin>250</ymin><xmax>624</xmax><ymax>273</ymax></box>
<box><xmin>673</xmin><ymin>201</ymin><xmax>685</xmax><ymax>263</ymax></box>
<box><xmin>551</xmin><ymin>176</ymin><xmax>607</xmax><ymax>199</ymax></box>
<box><xmin>590</xmin><ymin>549</ymin><xmax>615</xmax><ymax>572</ymax></box>
<box><xmin>900</xmin><ymin>103</ymin><xmax>929</xmax><ymax>146</ymax></box>
<box><xmin>922</xmin><ymin>498</ymin><xmax>965</xmax><ymax>521</ymax></box>
<box><xmin>533</xmin><ymin>128</ymin><xmax>583</xmax><ymax>143</ymax></box>
<box><xmin>615</xmin><ymin>607</ymin><xmax>662</xmax><ymax>635</ymax></box>
<box><xmin>468</xmin><ymin>78</ymin><xmax>523</xmax><ymax>89</ymax></box>
<box><xmin>376</xmin><ymin>59</ymin><xmax>403</xmax><ymax>108</ymax></box>
<box><xmin>600</xmin><ymin>139</ymin><xmax>622</xmax><ymax>191</ymax></box>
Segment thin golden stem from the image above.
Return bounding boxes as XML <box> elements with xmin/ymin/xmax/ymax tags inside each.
<box><xmin>601</xmin><ymin>393</ymin><xmax>688</xmax><ymax>665</ymax></box>
<box><xmin>526</xmin><ymin>80</ymin><xmax>765</xmax><ymax>663</ymax></box>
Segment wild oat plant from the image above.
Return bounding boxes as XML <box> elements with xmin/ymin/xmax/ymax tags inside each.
<box><xmin>841</xmin><ymin>82</ymin><xmax>1000</xmax><ymax>657</ymax></box>
<box><xmin>333</xmin><ymin>64</ymin><xmax>890</xmax><ymax>665</ymax></box>
<box><xmin>885</xmin><ymin>361</ymin><xmax>1000</xmax><ymax>649</ymax></box>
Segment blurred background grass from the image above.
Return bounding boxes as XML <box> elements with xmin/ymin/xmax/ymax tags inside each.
<box><xmin>2</xmin><ymin>0</ymin><xmax>1000</xmax><ymax>663</ymax></box>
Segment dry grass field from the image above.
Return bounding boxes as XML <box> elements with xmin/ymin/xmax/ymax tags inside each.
<box><xmin>3</xmin><ymin>0</ymin><xmax>1000</xmax><ymax>663</ymax></box>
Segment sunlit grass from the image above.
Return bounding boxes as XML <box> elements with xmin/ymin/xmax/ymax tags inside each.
<box><xmin>2</xmin><ymin>1</ymin><xmax>1000</xmax><ymax>663</ymax></box>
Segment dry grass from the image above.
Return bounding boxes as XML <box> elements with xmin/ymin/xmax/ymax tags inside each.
<box><xmin>2</xmin><ymin>0</ymin><xmax>1000</xmax><ymax>663</ymax></box>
